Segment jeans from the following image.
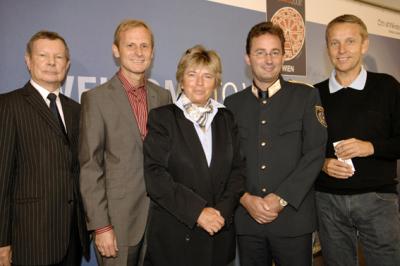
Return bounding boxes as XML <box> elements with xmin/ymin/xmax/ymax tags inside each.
<box><xmin>316</xmin><ymin>191</ymin><xmax>400</xmax><ymax>266</ymax></box>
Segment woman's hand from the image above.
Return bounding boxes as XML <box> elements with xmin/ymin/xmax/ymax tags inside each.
<box><xmin>197</xmin><ymin>207</ymin><xmax>225</xmax><ymax>235</ymax></box>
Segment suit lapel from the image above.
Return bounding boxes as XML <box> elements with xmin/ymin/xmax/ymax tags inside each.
<box><xmin>60</xmin><ymin>95</ymin><xmax>74</xmax><ymax>143</ymax></box>
<box><xmin>147</xmin><ymin>82</ymin><xmax>158</xmax><ymax>112</ymax></box>
<box><xmin>22</xmin><ymin>83</ymin><xmax>67</xmax><ymax>141</ymax></box>
<box><xmin>108</xmin><ymin>76</ymin><xmax>143</xmax><ymax>147</ymax></box>
<box><xmin>209</xmin><ymin>112</ymin><xmax>224</xmax><ymax>180</ymax></box>
<box><xmin>175</xmin><ymin>107</ymin><xmax>213</xmax><ymax>188</ymax></box>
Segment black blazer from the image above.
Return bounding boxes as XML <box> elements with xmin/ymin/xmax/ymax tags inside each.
<box><xmin>143</xmin><ymin>104</ymin><xmax>245</xmax><ymax>266</ymax></box>
<box><xmin>0</xmin><ymin>83</ymin><xmax>89</xmax><ymax>265</ymax></box>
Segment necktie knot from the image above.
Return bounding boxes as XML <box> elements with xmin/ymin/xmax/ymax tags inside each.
<box><xmin>47</xmin><ymin>93</ymin><xmax>57</xmax><ymax>102</ymax></box>
<box><xmin>257</xmin><ymin>89</ymin><xmax>268</xmax><ymax>99</ymax></box>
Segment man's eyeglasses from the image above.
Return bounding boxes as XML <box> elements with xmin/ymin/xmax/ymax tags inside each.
<box><xmin>252</xmin><ymin>49</ymin><xmax>282</xmax><ymax>58</ymax></box>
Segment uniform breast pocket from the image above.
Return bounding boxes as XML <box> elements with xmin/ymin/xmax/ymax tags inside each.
<box><xmin>278</xmin><ymin>120</ymin><xmax>302</xmax><ymax>135</ymax></box>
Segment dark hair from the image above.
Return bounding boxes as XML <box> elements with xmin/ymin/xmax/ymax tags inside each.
<box><xmin>246</xmin><ymin>21</ymin><xmax>285</xmax><ymax>55</ymax></box>
<box><xmin>26</xmin><ymin>30</ymin><xmax>69</xmax><ymax>60</ymax></box>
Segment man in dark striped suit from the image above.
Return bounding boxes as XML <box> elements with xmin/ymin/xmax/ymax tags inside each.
<box><xmin>0</xmin><ymin>31</ymin><xmax>89</xmax><ymax>266</ymax></box>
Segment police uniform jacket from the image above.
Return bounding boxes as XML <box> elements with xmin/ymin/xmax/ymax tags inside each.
<box><xmin>224</xmin><ymin>76</ymin><xmax>327</xmax><ymax>237</ymax></box>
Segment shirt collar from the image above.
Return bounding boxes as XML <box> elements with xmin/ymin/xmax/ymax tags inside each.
<box><xmin>30</xmin><ymin>79</ymin><xmax>61</xmax><ymax>100</ymax></box>
<box><xmin>251</xmin><ymin>78</ymin><xmax>281</xmax><ymax>98</ymax></box>
<box><xmin>175</xmin><ymin>93</ymin><xmax>225</xmax><ymax>110</ymax></box>
<box><xmin>117</xmin><ymin>70</ymin><xmax>146</xmax><ymax>93</ymax></box>
<box><xmin>329</xmin><ymin>66</ymin><xmax>367</xmax><ymax>94</ymax></box>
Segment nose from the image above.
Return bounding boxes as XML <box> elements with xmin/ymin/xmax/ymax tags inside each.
<box><xmin>135</xmin><ymin>46</ymin><xmax>143</xmax><ymax>56</ymax></box>
<box><xmin>196</xmin><ymin>75</ymin><xmax>204</xmax><ymax>86</ymax></box>
<box><xmin>338</xmin><ymin>43</ymin><xmax>345</xmax><ymax>54</ymax></box>
<box><xmin>47</xmin><ymin>56</ymin><xmax>56</xmax><ymax>66</ymax></box>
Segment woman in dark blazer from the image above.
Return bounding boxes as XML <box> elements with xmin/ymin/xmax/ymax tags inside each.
<box><xmin>143</xmin><ymin>45</ymin><xmax>246</xmax><ymax>266</ymax></box>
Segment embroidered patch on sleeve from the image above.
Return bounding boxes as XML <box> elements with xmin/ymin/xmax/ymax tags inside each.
<box><xmin>315</xmin><ymin>106</ymin><xmax>327</xmax><ymax>128</ymax></box>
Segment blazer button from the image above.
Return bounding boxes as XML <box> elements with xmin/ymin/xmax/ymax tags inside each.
<box><xmin>262</xmin><ymin>100</ymin><xmax>267</xmax><ymax>105</ymax></box>
<box><xmin>260</xmin><ymin>141</ymin><xmax>266</xmax><ymax>147</ymax></box>
<box><xmin>261</xmin><ymin>188</ymin><xmax>267</xmax><ymax>193</ymax></box>
<box><xmin>185</xmin><ymin>234</ymin><xmax>190</xmax><ymax>242</ymax></box>
<box><xmin>261</xmin><ymin>120</ymin><xmax>267</xmax><ymax>125</ymax></box>
<box><xmin>260</xmin><ymin>164</ymin><xmax>267</xmax><ymax>170</ymax></box>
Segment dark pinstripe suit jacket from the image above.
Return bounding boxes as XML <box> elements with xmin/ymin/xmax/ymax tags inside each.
<box><xmin>0</xmin><ymin>82</ymin><xmax>90</xmax><ymax>265</ymax></box>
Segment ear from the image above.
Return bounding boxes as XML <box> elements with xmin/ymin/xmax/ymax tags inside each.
<box><xmin>112</xmin><ymin>44</ymin><xmax>120</xmax><ymax>59</ymax></box>
<box><xmin>66</xmin><ymin>59</ymin><xmax>71</xmax><ymax>71</ymax></box>
<box><xmin>25</xmin><ymin>53</ymin><xmax>31</xmax><ymax>71</ymax></box>
<box><xmin>245</xmin><ymin>54</ymin><xmax>251</xmax><ymax>66</ymax></box>
<box><xmin>361</xmin><ymin>38</ymin><xmax>369</xmax><ymax>55</ymax></box>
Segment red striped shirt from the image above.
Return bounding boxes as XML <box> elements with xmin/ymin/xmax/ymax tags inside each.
<box><xmin>117</xmin><ymin>71</ymin><xmax>148</xmax><ymax>139</ymax></box>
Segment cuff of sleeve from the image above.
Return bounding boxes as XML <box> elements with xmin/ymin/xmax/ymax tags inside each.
<box><xmin>95</xmin><ymin>225</ymin><xmax>113</xmax><ymax>235</ymax></box>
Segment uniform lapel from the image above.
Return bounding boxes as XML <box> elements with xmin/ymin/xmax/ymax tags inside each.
<box><xmin>108</xmin><ymin>76</ymin><xmax>143</xmax><ymax>147</ymax></box>
<box><xmin>23</xmin><ymin>83</ymin><xmax>67</xmax><ymax>141</ymax></box>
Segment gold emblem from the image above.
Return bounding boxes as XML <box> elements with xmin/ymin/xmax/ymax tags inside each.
<box><xmin>315</xmin><ymin>106</ymin><xmax>327</xmax><ymax>127</ymax></box>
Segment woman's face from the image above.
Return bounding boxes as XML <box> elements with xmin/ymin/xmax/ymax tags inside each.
<box><xmin>182</xmin><ymin>65</ymin><xmax>217</xmax><ymax>106</ymax></box>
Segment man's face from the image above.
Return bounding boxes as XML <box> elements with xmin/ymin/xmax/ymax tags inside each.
<box><xmin>112</xmin><ymin>26</ymin><xmax>153</xmax><ymax>80</ymax></box>
<box><xmin>25</xmin><ymin>39</ymin><xmax>70</xmax><ymax>92</ymax></box>
<box><xmin>327</xmin><ymin>22</ymin><xmax>368</xmax><ymax>77</ymax></box>
<box><xmin>245</xmin><ymin>33</ymin><xmax>284</xmax><ymax>88</ymax></box>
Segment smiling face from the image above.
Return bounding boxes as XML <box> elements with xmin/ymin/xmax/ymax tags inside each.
<box><xmin>246</xmin><ymin>33</ymin><xmax>284</xmax><ymax>89</ymax></box>
<box><xmin>112</xmin><ymin>26</ymin><xmax>153</xmax><ymax>83</ymax></box>
<box><xmin>327</xmin><ymin>22</ymin><xmax>369</xmax><ymax>79</ymax></box>
<box><xmin>182</xmin><ymin>65</ymin><xmax>217</xmax><ymax>106</ymax></box>
<box><xmin>25</xmin><ymin>38</ymin><xmax>70</xmax><ymax>92</ymax></box>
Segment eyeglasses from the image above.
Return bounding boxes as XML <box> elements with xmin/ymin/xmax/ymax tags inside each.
<box><xmin>252</xmin><ymin>49</ymin><xmax>282</xmax><ymax>58</ymax></box>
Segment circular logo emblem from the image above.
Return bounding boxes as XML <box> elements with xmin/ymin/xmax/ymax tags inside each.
<box><xmin>271</xmin><ymin>7</ymin><xmax>305</xmax><ymax>61</ymax></box>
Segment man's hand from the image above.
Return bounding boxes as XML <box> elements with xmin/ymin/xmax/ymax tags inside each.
<box><xmin>95</xmin><ymin>229</ymin><xmax>118</xmax><ymax>258</ymax></box>
<box><xmin>323</xmin><ymin>158</ymin><xmax>354</xmax><ymax>179</ymax></box>
<box><xmin>240</xmin><ymin>193</ymin><xmax>278</xmax><ymax>224</ymax></box>
<box><xmin>334</xmin><ymin>138</ymin><xmax>374</xmax><ymax>160</ymax></box>
<box><xmin>197</xmin><ymin>207</ymin><xmax>225</xmax><ymax>236</ymax></box>
<box><xmin>0</xmin><ymin>245</ymin><xmax>11</xmax><ymax>266</ymax></box>
<box><xmin>263</xmin><ymin>193</ymin><xmax>284</xmax><ymax>213</ymax></box>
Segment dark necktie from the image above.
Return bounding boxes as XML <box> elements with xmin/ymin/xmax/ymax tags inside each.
<box><xmin>258</xmin><ymin>89</ymin><xmax>269</xmax><ymax>99</ymax></box>
<box><xmin>47</xmin><ymin>93</ymin><xmax>67</xmax><ymax>136</ymax></box>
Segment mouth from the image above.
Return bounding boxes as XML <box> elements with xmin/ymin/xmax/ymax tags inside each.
<box><xmin>336</xmin><ymin>57</ymin><xmax>351</xmax><ymax>63</ymax></box>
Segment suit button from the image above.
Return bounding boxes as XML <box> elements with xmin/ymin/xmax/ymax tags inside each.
<box><xmin>260</xmin><ymin>164</ymin><xmax>266</xmax><ymax>170</ymax></box>
<box><xmin>261</xmin><ymin>141</ymin><xmax>266</xmax><ymax>147</ymax></box>
<box><xmin>185</xmin><ymin>235</ymin><xmax>190</xmax><ymax>242</ymax></box>
<box><xmin>262</xmin><ymin>100</ymin><xmax>267</xmax><ymax>105</ymax></box>
<box><xmin>261</xmin><ymin>188</ymin><xmax>267</xmax><ymax>193</ymax></box>
<box><xmin>261</xmin><ymin>120</ymin><xmax>267</xmax><ymax>125</ymax></box>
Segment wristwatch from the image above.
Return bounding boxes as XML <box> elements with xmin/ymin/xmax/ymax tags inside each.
<box><xmin>279</xmin><ymin>197</ymin><xmax>288</xmax><ymax>207</ymax></box>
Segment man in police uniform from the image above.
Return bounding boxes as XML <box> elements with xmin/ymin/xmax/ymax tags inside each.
<box><xmin>224</xmin><ymin>21</ymin><xmax>327</xmax><ymax>266</ymax></box>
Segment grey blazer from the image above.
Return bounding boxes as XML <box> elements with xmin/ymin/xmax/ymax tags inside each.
<box><xmin>79</xmin><ymin>75</ymin><xmax>172</xmax><ymax>246</ymax></box>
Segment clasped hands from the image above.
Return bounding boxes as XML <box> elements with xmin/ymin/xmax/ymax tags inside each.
<box><xmin>240</xmin><ymin>193</ymin><xmax>284</xmax><ymax>224</ymax></box>
<box><xmin>323</xmin><ymin>138</ymin><xmax>374</xmax><ymax>179</ymax></box>
<box><xmin>0</xmin><ymin>245</ymin><xmax>11</xmax><ymax>266</ymax></box>
<box><xmin>197</xmin><ymin>207</ymin><xmax>225</xmax><ymax>236</ymax></box>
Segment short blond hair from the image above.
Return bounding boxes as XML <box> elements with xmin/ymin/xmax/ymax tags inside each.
<box><xmin>176</xmin><ymin>45</ymin><xmax>222</xmax><ymax>89</ymax></box>
<box><xmin>326</xmin><ymin>14</ymin><xmax>368</xmax><ymax>44</ymax></box>
<box><xmin>113</xmin><ymin>19</ymin><xmax>154</xmax><ymax>48</ymax></box>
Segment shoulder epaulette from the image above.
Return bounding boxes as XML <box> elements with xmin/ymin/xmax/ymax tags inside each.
<box><xmin>287</xmin><ymin>79</ymin><xmax>315</xmax><ymax>88</ymax></box>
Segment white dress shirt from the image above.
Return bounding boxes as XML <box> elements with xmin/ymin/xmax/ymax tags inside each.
<box><xmin>175</xmin><ymin>96</ymin><xmax>225</xmax><ymax>166</ymax></box>
<box><xmin>30</xmin><ymin>79</ymin><xmax>67</xmax><ymax>131</ymax></box>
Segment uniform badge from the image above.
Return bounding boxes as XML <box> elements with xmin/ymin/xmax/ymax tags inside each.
<box><xmin>315</xmin><ymin>106</ymin><xmax>327</xmax><ymax>127</ymax></box>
